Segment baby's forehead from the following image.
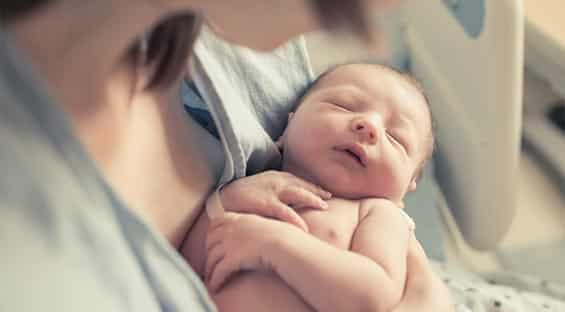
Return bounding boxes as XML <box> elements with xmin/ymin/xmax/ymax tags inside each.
<box><xmin>314</xmin><ymin>65</ymin><xmax>428</xmax><ymax>114</ymax></box>
<box><xmin>313</xmin><ymin>64</ymin><xmax>420</xmax><ymax>101</ymax></box>
<box><xmin>313</xmin><ymin>64</ymin><xmax>384</xmax><ymax>89</ymax></box>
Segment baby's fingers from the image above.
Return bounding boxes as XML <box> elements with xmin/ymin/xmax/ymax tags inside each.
<box><xmin>280</xmin><ymin>186</ymin><xmax>329</xmax><ymax>211</ymax></box>
<box><xmin>289</xmin><ymin>177</ymin><xmax>332</xmax><ymax>200</ymax></box>
<box><xmin>205</xmin><ymin>243</ymin><xmax>225</xmax><ymax>281</ymax></box>
<box><xmin>271</xmin><ymin>202</ymin><xmax>308</xmax><ymax>232</ymax></box>
<box><xmin>205</xmin><ymin>220</ymin><xmax>227</xmax><ymax>250</ymax></box>
<box><xmin>207</xmin><ymin>256</ymin><xmax>238</xmax><ymax>293</ymax></box>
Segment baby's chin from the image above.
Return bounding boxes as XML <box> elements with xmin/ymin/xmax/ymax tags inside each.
<box><xmin>282</xmin><ymin>160</ymin><xmax>397</xmax><ymax>200</ymax></box>
<box><xmin>327</xmin><ymin>185</ymin><xmax>383</xmax><ymax>200</ymax></box>
<box><xmin>315</xmin><ymin>172</ymin><xmax>407</xmax><ymax>203</ymax></box>
<box><xmin>315</xmin><ymin>174</ymin><xmax>386</xmax><ymax>201</ymax></box>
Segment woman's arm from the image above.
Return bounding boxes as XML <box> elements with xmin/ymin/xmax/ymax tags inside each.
<box><xmin>206</xmin><ymin>200</ymin><xmax>411</xmax><ymax>312</ymax></box>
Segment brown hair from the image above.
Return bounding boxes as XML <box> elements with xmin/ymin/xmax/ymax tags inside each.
<box><xmin>131</xmin><ymin>14</ymin><xmax>202</xmax><ymax>90</ymax></box>
<box><xmin>2</xmin><ymin>0</ymin><xmax>374</xmax><ymax>90</ymax></box>
<box><xmin>0</xmin><ymin>0</ymin><xmax>52</xmax><ymax>21</ymax></box>
<box><xmin>1</xmin><ymin>0</ymin><xmax>201</xmax><ymax>90</ymax></box>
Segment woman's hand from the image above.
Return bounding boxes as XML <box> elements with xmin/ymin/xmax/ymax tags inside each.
<box><xmin>393</xmin><ymin>237</ymin><xmax>455</xmax><ymax>312</ymax></box>
<box><xmin>204</xmin><ymin>212</ymin><xmax>295</xmax><ymax>292</ymax></box>
<box><xmin>219</xmin><ymin>171</ymin><xmax>332</xmax><ymax>232</ymax></box>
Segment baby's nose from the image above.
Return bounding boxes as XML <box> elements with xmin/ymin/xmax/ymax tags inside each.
<box><xmin>352</xmin><ymin>115</ymin><xmax>382</xmax><ymax>144</ymax></box>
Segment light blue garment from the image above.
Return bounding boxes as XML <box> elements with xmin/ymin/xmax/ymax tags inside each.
<box><xmin>190</xmin><ymin>27</ymin><xmax>315</xmax><ymax>181</ymax></box>
<box><xmin>182</xmin><ymin>80</ymin><xmax>220</xmax><ymax>140</ymax></box>
<box><xmin>0</xmin><ymin>31</ymin><xmax>215</xmax><ymax>311</ymax></box>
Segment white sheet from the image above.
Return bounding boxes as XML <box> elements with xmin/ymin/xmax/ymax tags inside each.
<box><xmin>433</xmin><ymin>262</ymin><xmax>565</xmax><ymax>311</ymax></box>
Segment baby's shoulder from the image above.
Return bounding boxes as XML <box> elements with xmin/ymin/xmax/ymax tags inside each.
<box><xmin>324</xmin><ymin>197</ymin><xmax>364</xmax><ymax>218</ymax></box>
<box><xmin>358</xmin><ymin>198</ymin><xmax>398</xmax><ymax>219</ymax></box>
<box><xmin>358</xmin><ymin>198</ymin><xmax>416</xmax><ymax>231</ymax></box>
<box><xmin>325</xmin><ymin>197</ymin><xmax>397</xmax><ymax>221</ymax></box>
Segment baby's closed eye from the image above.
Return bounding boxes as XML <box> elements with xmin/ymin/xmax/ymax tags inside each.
<box><xmin>386</xmin><ymin>131</ymin><xmax>408</xmax><ymax>154</ymax></box>
<box><xmin>326</xmin><ymin>100</ymin><xmax>354</xmax><ymax>112</ymax></box>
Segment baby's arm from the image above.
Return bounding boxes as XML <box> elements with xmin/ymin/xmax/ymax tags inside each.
<box><xmin>206</xmin><ymin>200</ymin><xmax>411</xmax><ymax>311</ymax></box>
<box><xmin>268</xmin><ymin>199</ymin><xmax>412</xmax><ymax>312</ymax></box>
<box><xmin>351</xmin><ymin>199</ymin><xmax>412</xmax><ymax>308</ymax></box>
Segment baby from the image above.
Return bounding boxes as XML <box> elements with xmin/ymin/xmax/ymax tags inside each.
<box><xmin>183</xmin><ymin>63</ymin><xmax>434</xmax><ymax>312</ymax></box>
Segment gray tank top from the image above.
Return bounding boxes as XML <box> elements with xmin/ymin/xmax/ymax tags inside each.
<box><xmin>0</xmin><ymin>30</ymin><xmax>217</xmax><ymax>311</ymax></box>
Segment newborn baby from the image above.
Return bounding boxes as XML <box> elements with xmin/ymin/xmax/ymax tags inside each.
<box><xmin>183</xmin><ymin>63</ymin><xmax>434</xmax><ymax>312</ymax></box>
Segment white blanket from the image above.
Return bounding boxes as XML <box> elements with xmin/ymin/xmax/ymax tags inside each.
<box><xmin>432</xmin><ymin>263</ymin><xmax>565</xmax><ymax>311</ymax></box>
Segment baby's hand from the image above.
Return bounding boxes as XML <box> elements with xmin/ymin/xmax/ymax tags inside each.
<box><xmin>219</xmin><ymin>171</ymin><xmax>331</xmax><ymax>232</ymax></box>
<box><xmin>205</xmin><ymin>212</ymin><xmax>291</xmax><ymax>292</ymax></box>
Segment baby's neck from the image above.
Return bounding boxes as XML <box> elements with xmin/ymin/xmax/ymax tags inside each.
<box><xmin>281</xmin><ymin>157</ymin><xmax>406</xmax><ymax>205</ymax></box>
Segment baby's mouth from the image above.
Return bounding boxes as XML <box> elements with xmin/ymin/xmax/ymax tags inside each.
<box><xmin>335</xmin><ymin>144</ymin><xmax>367</xmax><ymax>167</ymax></box>
<box><xmin>345</xmin><ymin>149</ymin><xmax>363</xmax><ymax>165</ymax></box>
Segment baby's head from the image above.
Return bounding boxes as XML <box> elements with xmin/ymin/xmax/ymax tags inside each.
<box><xmin>279</xmin><ymin>63</ymin><xmax>433</xmax><ymax>205</ymax></box>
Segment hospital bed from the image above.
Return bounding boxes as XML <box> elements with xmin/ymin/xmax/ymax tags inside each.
<box><xmin>523</xmin><ymin>0</ymin><xmax>565</xmax><ymax>187</ymax></box>
<box><xmin>402</xmin><ymin>0</ymin><xmax>523</xmax><ymax>253</ymax></box>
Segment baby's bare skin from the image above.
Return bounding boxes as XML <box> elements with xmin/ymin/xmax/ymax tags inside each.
<box><xmin>182</xmin><ymin>64</ymin><xmax>433</xmax><ymax>311</ymax></box>
<box><xmin>182</xmin><ymin>198</ymin><xmax>361</xmax><ymax>311</ymax></box>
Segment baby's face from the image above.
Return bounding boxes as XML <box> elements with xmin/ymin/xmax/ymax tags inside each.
<box><xmin>281</xmin><ymin>64</ymin><xmax>431</xmax><ymax>203</ymax></box>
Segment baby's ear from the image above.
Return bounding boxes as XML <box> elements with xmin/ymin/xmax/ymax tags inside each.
<box><xmin>408</xmin><ymin>178</ymin><xmax>417</xmax><ymax>192</ymax></box>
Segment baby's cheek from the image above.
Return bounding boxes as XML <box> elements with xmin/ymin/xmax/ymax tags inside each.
<box><xmin>370</xmin><ymin>161</ymin><xmax>407</xmax><ymax>200</ymax></box>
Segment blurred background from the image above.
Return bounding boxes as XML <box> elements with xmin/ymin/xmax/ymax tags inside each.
<box><xmin>306</xmin><ymin>0</ymin><xmax>564</xmax><ymax>283</ymax></box>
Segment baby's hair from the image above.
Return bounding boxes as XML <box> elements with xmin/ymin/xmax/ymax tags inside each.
<box><xmin>293</xmin><ymin>63</ymin><xmax>436</xmax><ymax>182</ymax></box>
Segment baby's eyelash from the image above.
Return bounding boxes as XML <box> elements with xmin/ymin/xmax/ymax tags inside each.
<box><xmin>329</xmin><ymin>102</ymin><xmax>351</xmax><ymax>111</ymax></box>
<box><xmin>386</xmin><ymin>132</ymin><xmax>397</xmax><ymax>142</ymax></box>
<box><xmin>387</xmin><ymin>132</ymin><xmax>408</xmax><ymax>153</ymax></box>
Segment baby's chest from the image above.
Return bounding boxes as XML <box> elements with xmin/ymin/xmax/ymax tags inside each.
<box><xmin>299</xmin><ymin>199</ymin><xmax>361</xmax><ymax>250</ymax></box>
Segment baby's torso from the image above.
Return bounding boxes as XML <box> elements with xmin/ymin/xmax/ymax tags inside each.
<box><xmin>183</xmin><ymin>198</ymin><xmax>363</xmax><ymax>279</ymax></box>
<box><xmin>298</xmin><ymin>198</ymin><xmax>362</xmax><ymax>250</ymax></box>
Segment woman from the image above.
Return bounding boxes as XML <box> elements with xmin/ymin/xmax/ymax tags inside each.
<box><xmin>0</xmin><ymin>0</ymin><xmax>453</xmax><ymax>311</ymax></box>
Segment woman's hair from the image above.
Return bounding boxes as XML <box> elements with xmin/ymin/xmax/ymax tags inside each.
<box><xmin>1</xmin><ymin>0</ymin><xmax>201</xmax><ymax>90</ymax></box>
<box><xmin>0</xmin><ymin>0</ymin><xmax>52</xmax><ymax>21</ymax></box>
<box><xmin>131</xmin><ymin>14</ymin><xmax>202</xmax><ymax>90</ymax></box>
<box><xmin>2</xmin><ymin>0</ymin><xmax>372</xmax><ymax>89</ymax></box>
